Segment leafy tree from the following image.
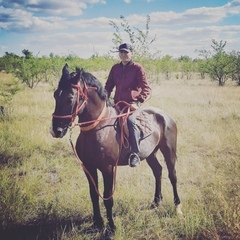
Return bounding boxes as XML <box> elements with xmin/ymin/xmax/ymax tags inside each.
<box><xmin>15</xmin><ymin>58</ymin><xmax>38</xmax><ymax>88</ymax></box>
<box><xmin>22</xmin><ymin>49</ymin><xmax>33</xmax><ymax>59</ymax></box>
<box><xmin>178</xmin><ymin>55</ymin><xmax>191</xmax><ymax>62</ymax></box>
<box><xmin>109</xmin><ymin>15</ymin><xmax>157</xmax><ymax>59</ymax></box>
<box><xmin>157</xmin><ymin>55</ymin><xmax>177</xmax><ymax>80</ymax></box>
<box><xmin>49</xmin><ymin>54</ymin><xmax>66</xmax><ymax>84</ymax></box>
<box><xmin>229</xmin><ymin>50</ymin><xmax>240</xmax><ymax>85</ymax></box>
<box><xmin>0</xmin><ymin>52</ymin><xmax>21</xmax><ymax>73</ymax></box>
<box><xmin>197</xmin><ymin>39</ymin><xmax>231</xmax><ymax>86</ymax></box>
<box><xmin>178</xmin><ymin>56</ymin><xmax>196</xmax><ymax>80</ymax></box>
<box><xmin>0</xmin><ymin>74</ymin><xmax>21</xmax><ymax>107</ymax></box>
<box><xmin>0</xmin><ymin>50</ymin><xmax>60</xmax><ymax>88</ymax></box>
<box><xmin>194</xmin><ymin>59</ymin><xmax>206</xmax><ymax>79</ymax></box>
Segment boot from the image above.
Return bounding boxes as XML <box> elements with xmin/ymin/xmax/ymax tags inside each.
<box><xmin>128</xmin><ymin>152</ymin><xmax>140</xmax><ymax>167</ymax></box>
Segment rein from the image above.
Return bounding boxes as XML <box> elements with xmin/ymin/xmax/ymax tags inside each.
<box><xmin>53</xmin><ymin>80</ymin><xmax>134</xmax><ymax>201</ymax></box>
<box><xmin>78</xmin><ymin>102</ymin><xmax>108</xmax><ymax>131</ymax></box>
<box><xmin>69</xmin><ymin>101</ymin><xmax>134</xmax><ymax>201</ymax></box>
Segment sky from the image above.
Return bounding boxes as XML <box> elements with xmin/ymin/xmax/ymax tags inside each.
<box><xmin>0</xmin><ymin>0</ymin><xmax>240</xmax><ymax>59</ymax></box>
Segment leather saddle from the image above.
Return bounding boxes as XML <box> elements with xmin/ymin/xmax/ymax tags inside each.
<box><xmin>115</xmin><ymin>104</ymin><xmax>154</xmax><ymax>145</ymax></box>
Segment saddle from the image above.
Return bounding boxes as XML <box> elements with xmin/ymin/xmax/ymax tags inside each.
<box><xmin>136</xmin><ymin>110</ymin><xmax>154</xmax><ymax>139</ymax></box>
<box><xmin>115</xmin><ymin>103</ymin><xmax>154</xmax><ymax>145</ymax></box>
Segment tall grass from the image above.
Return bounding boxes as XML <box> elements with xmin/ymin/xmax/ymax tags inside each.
<box><xmin>0</xmin><ymin>72</ymin><xmax>239</xmax><ymax>239</ymax></box>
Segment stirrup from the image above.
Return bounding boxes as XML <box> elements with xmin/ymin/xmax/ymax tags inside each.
<box><xmin>128</xmin><ymin>152</ymin><xmax>140</xmax><ymax>168</ymax></box>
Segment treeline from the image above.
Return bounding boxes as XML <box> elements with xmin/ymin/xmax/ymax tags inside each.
<box><xmin>0</xmin><ymin>52</ymin><xmax>116</xmax><ymax>89</ymax></box>
<box><xmin>0</xmin><ymin>39</ymin><xmax>240</xmax><ymax>89</ymax></box>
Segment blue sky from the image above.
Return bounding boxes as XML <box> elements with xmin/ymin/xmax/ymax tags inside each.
<box><xmin>0</xmin><ymin>0</ymin><xmax>240</xmax><ymax>59</ymax></box>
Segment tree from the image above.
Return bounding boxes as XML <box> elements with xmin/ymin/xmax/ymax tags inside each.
<box><xmin>229</xmin><ymin>51</ymin><xmax>240</xmax><ymax>85</ymax></box>
<box><xmin>158</xmin><ymin>55</ymin><xmax>177</xmax><ymax>80</ymax></box>
<box><xmin>178</xmin><ymin>56</ymin><xmax>196</xmax><ymax>80</ymax></box>
<box><xmin>195</xmin><ymin>59</ymin><xmax>207</xmax><ymax>79</ymax></box>
<box><xmin>208</xmin><ymin>51</ymin><xmax>230</xmax><ymax>86</ymax></box>
<box><xmin>0</xmin><ymin>52</ymin><xmax>21</xmax><ymax>73</ymax></box>
<box><xmin>197</xmin><ymin>39</ymin><xmax>232</xmax><ymax>86</ymax></box>
<box><xmin>109</xmin><ymin>15</ymin><xmax>157</xmax><ymax>59</ymax></box>
<box><xmin>22</xmin><ymin>49</ymin><xmax>33</xmax><ymax>59</ymax></box>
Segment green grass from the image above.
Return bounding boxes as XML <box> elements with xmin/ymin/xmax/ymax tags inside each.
<box><xmin>0</xmin><ymin>72</ymin><xmax>240</xmax><ymax>239</ymax></box>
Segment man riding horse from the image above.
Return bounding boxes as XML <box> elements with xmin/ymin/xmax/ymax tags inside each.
<box><xmin>105</xmin><ymin>43</ymin><xmax>152</xmax><ymax>167</ymax></box>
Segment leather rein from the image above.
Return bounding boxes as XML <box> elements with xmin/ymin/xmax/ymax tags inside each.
<box><xmin>52</xmin><ymin>81</ymin><xmax>134</xmax><ymax>200</ymax></box>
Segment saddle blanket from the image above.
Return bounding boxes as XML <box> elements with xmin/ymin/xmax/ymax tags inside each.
<box><xmin>136</xmin><ymin>110</ymin><xmax>154</xmax><ymax>139</ymax></box>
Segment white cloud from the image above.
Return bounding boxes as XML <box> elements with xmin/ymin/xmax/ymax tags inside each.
<box><xmin>125</xmin><ymin>1</ymin><xmax>240</xmax><ymax>27</ymax></box>
<box><xmin>20</xmin><ymin>31</ymin><xmax>113</xmax><ymax>57</ymax></box>
<box><xmin>149</xmin><ymin>24</ymin><xmax>240</xmax><ymax>58</ymax></box>
<box><xmin>12</xmin><ymin>22</ymin><xmax>239</xmax><ymax>59</ymax></box>
<box><xmin>0</xmin><ymin>6</ymin><xmax>66</xmax><ymax>32</ymax></box>
<box><xmin>1</xmin><ymin>0</ymin><xmax>106</xmax><ymax>16</ymax></box>
<box><xmin>68</xmin><ymin>17</ymin><xmax>111</xmax><ymax>29</ymax></box>
<box><xmin>0</xmin><ymin>0</ymin><xmax>239</xmax><ymax>58</ymax></box>
<box><xmin>225</xmin><ymin>0</ymin><xmax>240</xmax><ymax>14</ymax></box>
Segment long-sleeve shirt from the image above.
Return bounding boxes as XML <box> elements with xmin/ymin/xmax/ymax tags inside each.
<box><xmin>105</xmin><ymin>61</ymin><xmax>151</xmax><ymax>104</ymax></box>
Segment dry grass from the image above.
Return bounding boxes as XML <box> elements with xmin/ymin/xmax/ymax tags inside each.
<box><xmin>0</xmin><ymin>72</ymin><xmax>239</xmax><ymax>239</ymax></box>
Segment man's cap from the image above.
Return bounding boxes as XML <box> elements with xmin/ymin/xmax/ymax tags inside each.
<box><xmin>118</xmin><ymin>43</ymin><xmax>133</xmax><ymax>53</ymax></box>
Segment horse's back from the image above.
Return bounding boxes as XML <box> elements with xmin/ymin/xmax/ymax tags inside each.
<box><xmin>77</xmin><ymin>105</ymin><xmax>177</xmax><ymax>167</ymax></box>
<box><xmin>142</xmin><ymin>106</ymin><xmax>177</xmax><ymax>146</ymax></box>
<box><xmin>142</xmin><ymin>106</ymin><xmax>176</xmax><ymax>128</ymax></box>
<box><xmin>115</xmin><ymin>106</ymin><xmax>177</xmax><ymax>164</ymax></box>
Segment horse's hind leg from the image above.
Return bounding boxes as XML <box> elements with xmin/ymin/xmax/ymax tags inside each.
<box><xmin>146</xmin><ymin>153</ymin><xmax>163</xmax><ymax>207</ymax></box>
<box><xmin>160</xmin><ymin>138</ymin><xmax>181</xmax><ymax>206</ymax></box>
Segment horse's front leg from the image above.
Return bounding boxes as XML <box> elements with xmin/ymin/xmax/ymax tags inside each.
<box><xmin>102</xmin><ymin>166</ymin><xmax>116</xmax><ymax>232</ymax></box>
<box><xmin>84</xmin><ymin>167</ymin><xmax>104</xmax><ymax>230</ymax></box>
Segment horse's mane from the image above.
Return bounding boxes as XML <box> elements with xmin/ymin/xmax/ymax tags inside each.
<box><xmin>81</xmin><ymin>71</ymin><xmax>108</xmax><ymax>101</ymax></box>
<box><xmin>57</xmin><ymin>66</ymin><xmax>113</xmax><ymax>107</ymax></box>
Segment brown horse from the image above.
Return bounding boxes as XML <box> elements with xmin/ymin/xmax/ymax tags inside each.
<box><xmin>50</xmin><ymin>64</ymin><xmax>182</xmax><ymax>233</ymax></box>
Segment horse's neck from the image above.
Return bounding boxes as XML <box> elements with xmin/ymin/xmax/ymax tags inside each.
<box><xmin>79</xmin><ymin>99</ymin><xmax>107</xmax><ymax>123</ymax></box>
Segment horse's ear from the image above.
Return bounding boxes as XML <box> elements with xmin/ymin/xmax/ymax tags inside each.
<box><xmin>76</xmin><ymin>67</ymin><xmax>83</xmax><ymax>79</ymax></box>
<box><xmin>58</xmin><ymin>64</ymin><xmax>69</xmax><ymax>88</ymax></box>
<box><xmin>76</xmin><ymin>67</ymin><xmax>83</xmax><ymax>74</ymax></box>
<box><xmin>62</xmin><ymin>63</ymin><xmax>69</xmax><ymax>76</ymax></box>
<box><xmin>76</xmin><ymin>67</ymin><xmax>80</xmax><ymax>73</ymax></box>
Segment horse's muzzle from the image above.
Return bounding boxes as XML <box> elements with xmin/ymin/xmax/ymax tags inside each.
<box><xmin>49</xmin><ymin>125</ymin><xmax>67</xmax><ymax>138</ymax></box>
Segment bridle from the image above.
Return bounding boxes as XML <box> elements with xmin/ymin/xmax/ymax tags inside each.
<box><xmin>52</xmin><ymin>81</ymin><xmax>96</xmax><ymax>127</ymax></box>
<box><xmin>52</xmin><ymin>77</ymin><xmax>133</xmax><ymax>132</ymax></box>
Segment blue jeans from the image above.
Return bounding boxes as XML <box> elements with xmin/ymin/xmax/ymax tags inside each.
<box><xmin>127</xmin><ymin>109</ymin><xmax>141</xmax><ymax>153</ymax></box>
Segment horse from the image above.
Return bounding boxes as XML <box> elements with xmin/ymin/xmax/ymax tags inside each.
<box><xmin>50</xmin><ymin>64</ymin><xmax>182</xmax><ymax>233</ymax></box>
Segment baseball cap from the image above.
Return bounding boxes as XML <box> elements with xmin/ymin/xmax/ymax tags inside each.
<box><xmin>118</xmin><ymin>43</ymin><xmax>133</xmax><ymax>53</ymax></box>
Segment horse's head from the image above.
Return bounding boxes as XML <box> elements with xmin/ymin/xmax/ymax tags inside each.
<box><xmin>50</xmin><ymin>64</ymin><xmax>86</xmax><ymax>138</ymax></box>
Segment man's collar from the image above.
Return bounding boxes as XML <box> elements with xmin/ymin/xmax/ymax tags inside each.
<box><xmin>120</xmin><ymin>60</ymin><xmax>133</xmax><ymax>66</ymax></box>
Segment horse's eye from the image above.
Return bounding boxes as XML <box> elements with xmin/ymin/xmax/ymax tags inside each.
<box><xmin>68</xmin><ymin>97</ymin><xmax>74</xmax><ymax>103</ymax></box>
<box><xmin>54</xmin><ymin>89</ymin><xmax>62</xmax><ymax>99</ymax></box>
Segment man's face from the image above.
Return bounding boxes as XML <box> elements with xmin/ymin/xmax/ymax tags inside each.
<box><xmin>119</xmin><ymin>50</ymin><xmax>132</xmax><ymax>64</ymax></box>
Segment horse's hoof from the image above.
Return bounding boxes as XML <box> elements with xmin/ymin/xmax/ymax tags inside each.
<box><xmin>150</xmin><ymin>201</ymin><xmax>159</xmax><ymax>209</ymax></box>
<box><xmin>108</xmin><ymin>222</ymin><xmax>116</xmax><ymax>232</ymax></box>
<box><xmin>93</xmin><ymin>218</ymin><xmax>104</xmax><ymax>230</ymax></box>
<box><xmin>176</xmin><ymin>204</ymin><xmax>183</xmax><ymax>216</ymax></box>
<box><xmin>104</xmin><ymin>224</ymin><xmax>116</xmax><ymax>240</ymax></box>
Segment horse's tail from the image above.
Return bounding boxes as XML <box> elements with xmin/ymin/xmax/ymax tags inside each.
<box><xmin>156</xmin><ymin>109</ymin><xmax>178</xmax><ymax>161</ymax></box>
<box><xmin>163</xmin><ymin>112</ymin><xmax>178</xmax><ymax>161</ymax></box>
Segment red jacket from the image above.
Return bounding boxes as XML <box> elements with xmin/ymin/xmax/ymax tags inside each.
<box><xmin>105</xmin><ymin>61</ymin><xmax>151</xmax><ymax>104</ymax></box>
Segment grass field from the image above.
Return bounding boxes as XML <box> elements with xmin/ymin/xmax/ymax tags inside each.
<box><xmin>0</xmin><ymin>71</ymin><xmax>240</xmax><ymax>240</ymax></box>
